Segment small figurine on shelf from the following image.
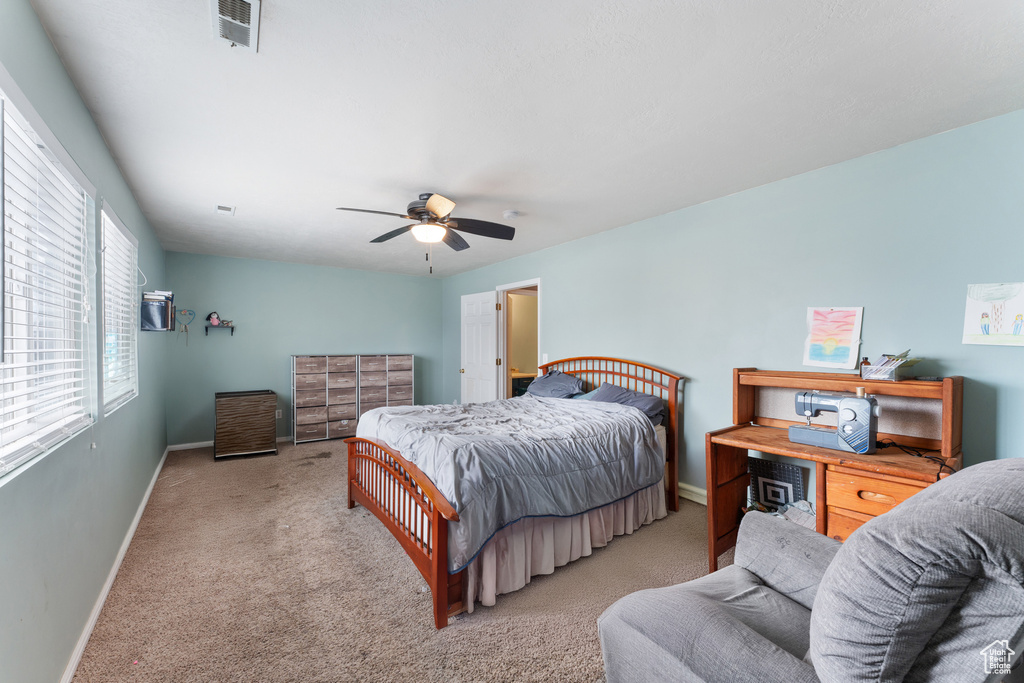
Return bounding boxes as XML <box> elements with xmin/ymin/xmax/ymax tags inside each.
<box><xmin>222</xmin><ymin>319</ymin><xmax>233</xmax><ymax>327</ymax></box>
<box><xmin>206</xmin><ymin>312</ymin><xmax>221</xmax><ymax>326</ymax></box>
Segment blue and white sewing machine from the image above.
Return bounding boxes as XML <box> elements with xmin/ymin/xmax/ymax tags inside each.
<box><xmin>787</xmin><ymin>388</ymin><xmax>880</xmax><ymax>454</ymax></box>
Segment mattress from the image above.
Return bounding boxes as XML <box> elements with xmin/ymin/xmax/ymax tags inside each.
<box><xmin>356</xmin><ymin>394</ymin><xmax>665</xmax><ymax>571</ymax></box>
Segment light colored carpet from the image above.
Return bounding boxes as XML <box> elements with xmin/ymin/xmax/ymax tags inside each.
<box><xmin>72</xmin><ymin>440</ymin><xmax>721</xmax><ymax>682</ymax></box>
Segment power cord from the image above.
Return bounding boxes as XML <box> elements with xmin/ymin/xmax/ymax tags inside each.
<box><xmin>876</xmin><ymin>438</ymin><xmax>958</xmax><ymax>480</ymax></box>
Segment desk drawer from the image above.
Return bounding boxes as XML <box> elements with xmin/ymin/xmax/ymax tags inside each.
<box><xmin>826</xmin><ymin>507</ymin><xmax>873</xmax><ymax>543</ymax></box>
<box><xmin>826</xmin><ymin>470</ymin><xmax>926</xmax><ymax>517</ymax></box>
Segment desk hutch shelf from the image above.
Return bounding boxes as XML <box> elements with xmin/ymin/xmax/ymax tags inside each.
<box><xmin>706</xmin><ymin>368</ymin><xmax>963</xmax><ymax>572</ymax></box>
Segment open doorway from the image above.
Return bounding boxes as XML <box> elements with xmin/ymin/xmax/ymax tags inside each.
<box><xmin>499</xmin><ymin>281</ymin><xmax>540</xmax><ymax>398</ymax></box>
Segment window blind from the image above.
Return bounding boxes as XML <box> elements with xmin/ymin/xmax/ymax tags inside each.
<box><xmin>101</xmin><ymin>207</ymin><xmax>138</xmax><ymax>413</ymax></box>
<box><xmin>1</xmin><ymin>87</ymin><xmax>92</xmax><ymax>475</ymax></box>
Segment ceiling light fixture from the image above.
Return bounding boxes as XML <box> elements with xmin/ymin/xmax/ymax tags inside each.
<box><xmin>411</xmin><ymin>222</ymin><xmax>446</xmax><ymax>243</ymax></box>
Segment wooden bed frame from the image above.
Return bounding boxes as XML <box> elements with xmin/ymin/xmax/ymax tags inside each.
<box><xmin>345</xmin><ymin>356</ymin><xmax>683</xmax><ymax>629</ymax></box>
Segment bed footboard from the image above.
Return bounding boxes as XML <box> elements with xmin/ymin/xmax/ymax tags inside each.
<box><xmin>345</xmin><ymin>437</ymin><xmax>464</xmax><ymax>628</ymax></box>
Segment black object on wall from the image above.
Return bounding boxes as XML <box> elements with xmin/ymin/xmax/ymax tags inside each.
<box><xmin>141</xmin><ymin>300</ymin><xmax>175</xmax><ymax>331</ymax></box>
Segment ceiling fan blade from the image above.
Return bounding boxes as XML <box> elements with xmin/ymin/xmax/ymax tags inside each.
<box><xmin>337</xmin><ymin>207</ymin><xmax>413</xmax><ymax>219</ymax></box>
<box><xmin>426</xmin><ymin>193</ymin><xmax>456</xmax><ymax>219</ymax></box>
<box><xmin>370</xmin><ymin>224</ymin><xmax>415</xmax><ymax>243</ymax></box>
<box><xmin>442</xmin><ymin>228</ymin><xmax>470</xmax><ymax>251</ymax></box>
<box><xmin>446</xmin><ymin>218</ymin><xmax>515</xmax><ymax>240</ymax></box>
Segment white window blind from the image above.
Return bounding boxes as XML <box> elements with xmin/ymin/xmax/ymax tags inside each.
<box><xmin>101</xmin><ymin>207</ymin><xmax>138</xmax><ymax>413</ymax></box>
<box><xmin>1</xmin><ymin>87</ymin><xmax>92</xmax><ymax>475</ymax></box>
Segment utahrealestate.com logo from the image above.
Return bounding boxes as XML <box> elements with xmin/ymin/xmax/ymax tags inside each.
<box><xmin>980</xmin><ymin>640</ymin><xmax>1015</xmax><ymax>675</ymax></box>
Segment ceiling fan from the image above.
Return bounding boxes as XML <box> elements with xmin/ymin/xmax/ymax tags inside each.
<box><xmin>336</xmin><ymin>193</ymin><xmax>515</xmax><ymax>252</ymax></box>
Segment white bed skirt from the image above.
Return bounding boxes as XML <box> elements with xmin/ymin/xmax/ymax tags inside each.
<box><xmin>462</xmin><ymin>478</ymin><xmax>667</xmax><ymax>612</ymax></box>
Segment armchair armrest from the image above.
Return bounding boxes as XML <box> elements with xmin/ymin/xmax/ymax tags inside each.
<box><xmin>734</xmin><ymin>511</ymin><xmax>840</xmax><ymax>610</ymax></box>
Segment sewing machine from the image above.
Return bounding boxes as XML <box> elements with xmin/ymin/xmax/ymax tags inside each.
<box><xmin>787</xmin><ymin>388</ymin><xmax>880</xmax><ymax>454</ymax></box>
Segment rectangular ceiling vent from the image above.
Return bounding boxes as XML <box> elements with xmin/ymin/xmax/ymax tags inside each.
<box><xmin>212</xmin><ymin>0</ymin><xmax>260</xmax><ymax>52</ymax></box>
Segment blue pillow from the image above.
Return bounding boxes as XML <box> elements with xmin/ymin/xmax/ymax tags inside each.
<box><xmin>572</xmin><ymin>389</ymin><xmax>599</xmax><ymax>400</ymax></box>
<box><xmin>526</xmin><ymin>369</ymin><xmax>584</xmax><ymax>398</ymax></box>
<box><xmin>590</xmin><ymin>382</ymin><xmax>665</xmax><ymax>426</ymax></box>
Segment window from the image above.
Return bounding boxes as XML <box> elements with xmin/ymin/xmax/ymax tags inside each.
<box><xmin>1</xmin><ymin>84</ymin><xmax>94</xmax><ymax>475</ymax></box>
<box><xmin>101</xmin><ymin>206</ymin><xmax>138</xmax><ymax>413</ymax></box>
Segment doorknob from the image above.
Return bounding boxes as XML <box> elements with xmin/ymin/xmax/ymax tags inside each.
<box><xmin>460</xmin><ymin>369</ymin><xmax>465</xmax><ymax>373</ymax></box>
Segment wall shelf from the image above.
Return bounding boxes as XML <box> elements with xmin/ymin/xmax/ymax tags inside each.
<box><xmin>206</xmin><ymin>325</ymin><xmax>234</xmax><ymax>336</ymax></box>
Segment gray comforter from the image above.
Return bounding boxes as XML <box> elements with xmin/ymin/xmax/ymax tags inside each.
<box><xmin>355</xmin><ymin>394</ymin><xmax>665</xmax><ymax>572</ymax></box>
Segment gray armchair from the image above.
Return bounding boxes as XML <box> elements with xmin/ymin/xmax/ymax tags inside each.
<box><xmin>598</xmin><ymin>458</ymin><xmax>1024</xmax><ymax>682</ymax></box>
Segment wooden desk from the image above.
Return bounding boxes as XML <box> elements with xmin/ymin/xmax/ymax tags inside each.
<box><xmin>705</xmin><ymin>369</ymin><xmax>963</xmax><ymax>572</ymax></box>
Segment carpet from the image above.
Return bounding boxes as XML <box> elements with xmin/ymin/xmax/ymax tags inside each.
<box><xmin>72</xmin><ymin>439</ymin><xmax>718</xmax><ymax>682</ymax></box>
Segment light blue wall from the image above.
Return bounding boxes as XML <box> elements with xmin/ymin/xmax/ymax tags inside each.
<box><xmin>442</xmin><ymin>110</ymin><xmax>1024</xmax><ymax>489</ymax></box>
<box><xmin>164</xmin><ymin>253</ymin><xmax>443</xmax><ymax>444</ymax></box>
<box><xmin>0</xmin><ymin>2</ymin><xmax>169</xmax><ymax>682</ymax></box>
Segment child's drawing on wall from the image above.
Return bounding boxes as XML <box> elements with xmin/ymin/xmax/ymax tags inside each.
<box><xmin>963</xmin><ymin>283</ymin><xmax>1024</xmax><ymax>346</ymax></box>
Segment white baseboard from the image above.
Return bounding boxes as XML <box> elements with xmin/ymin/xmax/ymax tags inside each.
<box><xmin>679</xmin><ymin>482</ymin><xmax>707</xmax><ymax>506</ymax></box>
<box><xmin>167</xmin><ymin>440</ymin><xmax>213</xmax><ymax>451</ymax></box>
<box><xmin>167</xmin><ymin>435</ymin><xmax>290</xmax><ymax>452</ymax></box>
<box><xmin>61</xmin><ymin>446</ymin><xmax>169</xmax><ymax>683</ymax></box>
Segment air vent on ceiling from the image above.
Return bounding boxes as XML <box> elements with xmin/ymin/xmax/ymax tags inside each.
<box><xmin>211</xmin><ymin>0</ymin><xmax>261</xmax><ymax>52</ymax></box>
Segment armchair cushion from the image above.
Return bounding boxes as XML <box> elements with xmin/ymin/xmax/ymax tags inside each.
<box><xmin>599</xmin><ymin>564</ymin><xmax>818</xmax><ymax>683</ymax></box>
<box><xmin>734</xmin><ymin>511</ymin><xmax>840</xmax><ymax>611</ymax></box>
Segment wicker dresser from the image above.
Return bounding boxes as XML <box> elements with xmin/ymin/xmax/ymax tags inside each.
<box><xmin>292</xmin><ymin>354</ymin><xmax>414</xmax><ymax>444</ymax></box>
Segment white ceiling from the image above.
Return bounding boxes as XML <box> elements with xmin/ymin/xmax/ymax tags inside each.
<box><xmin>29</xmin><ymin>0</ymin><xmax>1024</xmax><ymax>276</ymax></box>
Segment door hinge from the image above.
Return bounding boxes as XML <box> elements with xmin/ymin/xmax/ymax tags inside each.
<box><xmin>496</xmin><ymin>303</ymin><xmax>501</xmax><ymax>311</ymax></box>
<box><xmin>496</xmin><ymin>358</ymin><xmax>502</xmax><ymax>366</ymax></box>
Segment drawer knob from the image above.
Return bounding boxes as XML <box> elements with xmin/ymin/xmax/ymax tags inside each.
<box><xmin>858</xmin><ymin>490</ymin><xmax>897</xmax><ymax>505</ymax></box>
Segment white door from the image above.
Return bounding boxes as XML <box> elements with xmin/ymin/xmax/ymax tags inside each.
<box><xmin>461</xmin><ymin>291</ymin><xmax>498</xmax><ymax>404</ymax></box>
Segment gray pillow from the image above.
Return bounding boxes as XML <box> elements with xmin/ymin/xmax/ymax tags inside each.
<box><xmin>589</xmin><ymin>382</ymin><xmax>665</xmax><ymax>426</ymax></box>
<box><xmin>525</xmin><ymin>369</ymin><xmax>583</xmax><ymax>398</ymax></box>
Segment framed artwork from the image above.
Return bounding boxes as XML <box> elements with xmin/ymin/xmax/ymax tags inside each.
<box><xmin>803</xmin><ymin>307</ymin><xmax>863</xmax><ymax>369</ymax></box>
<box><xmin>963</xmin><ymin>283</ymin><xmax>1024</xmax><ymax>346</ymax></box>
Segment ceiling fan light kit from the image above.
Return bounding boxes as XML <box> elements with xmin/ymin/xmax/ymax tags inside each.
<box><xmin>410</xmin><ymin>222</ymin><xmax>446</xmax><ymax>243</ymax></box>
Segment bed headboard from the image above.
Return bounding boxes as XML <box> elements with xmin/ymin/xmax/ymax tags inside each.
<box><xmin>538</xmin><ymin>356</ymin><xmax>684</xmax><ymax>511</ymax></box>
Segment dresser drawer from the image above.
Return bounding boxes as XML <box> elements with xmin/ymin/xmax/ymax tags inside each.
<box><xmin>294</xmin><ymin>389</ymin><xmax>326</xmax><ymax>408</ymax></box>
<box><xmin>327</xmin><ymin>372</ymin><xmax>356</xmax><ymax>389</ymax></box>
<box><xmin>294</xmin><ymin>373</ymin><xmax>326</xmax><ymax>390</ymax></box>
<box><xmin>360</xmin><ymin>371</ymin><xmax>387</xmax><ymax>387</ymax></box>
<box><xmin>361</xmin><ymin>386</ymin><xmax>386</xmax><ymax>403</ymax></box>
<box><xmin>360</xmin><ymin>355</ymin><xmax>388</xmax><ymax>372</ymax></box>
<box><xmin>388</xmin><ymin>355</ymin><xmax>413</xmax><ymax>371</ymax></box>
<box><xmin>359</xmin><ymin>401</ymin><xmax>386</xmax><ymax>417</ymax></box>
<box><xmin>328</xmin><ymin>419</ymin><xmax>357</xmax><ymax>439</ymax></box>
<box><xmin>295</xmin><ymin>406</ymin><xmax>328</xmax><ymax>425</ymax></box>
<box><xmin>388</xmin><ymin>370</ymin><xmax>413</xmax><ymax>386</ymax></box>
<box><xmin>826</xmin><ymin>470</ymin><xmax>927</xmax><ymax>517</ymax></box>
<box><xmin>328</xmin><ymin>403</ymin><xmax>356</xmax><ymax>420</ymax></box>
<box><xmin>294</xmin><ymin>356</ymin><xmax>327</xmax><ymax>374</ymax></box>
<box><xmin>328</xmin><ymin>387</ymin><xmax>357</xmax><ymax>405</ymax></box>
<box><xmin>388</xmin><ymin>385</ymin><xmax>412</xmax><ymax>403</ymax></box>
<box><xmin>295</xmin><ymin>422</ymin><xmax>327</xmax><ymax>441</ymax></box>
<box><xmin>327</xmin><ymin>355</ymin><xmax>357</xmax><ymax>373</ymax></box>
